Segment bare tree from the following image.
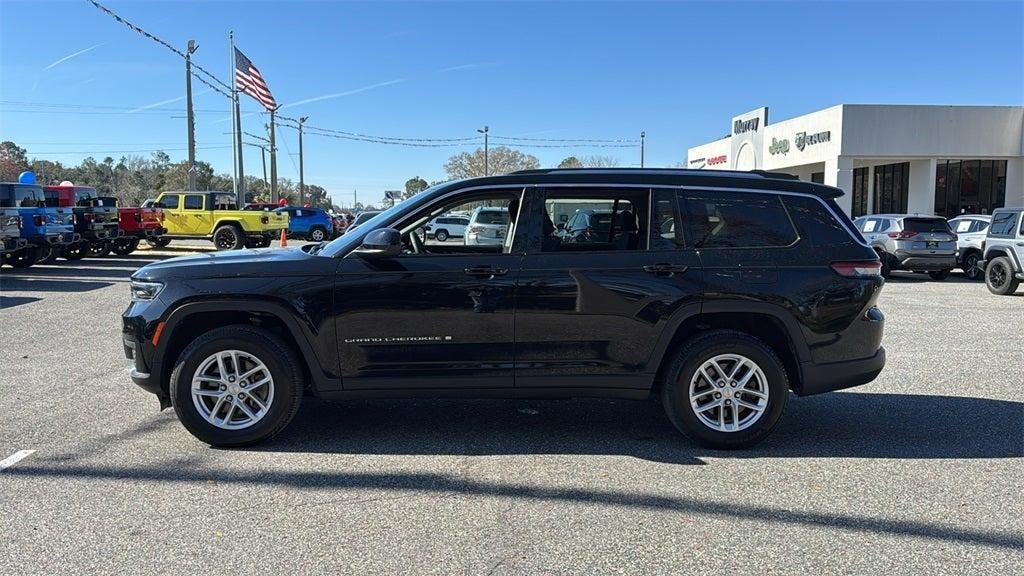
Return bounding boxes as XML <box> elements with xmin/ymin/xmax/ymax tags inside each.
<box><xmin>444</xmin><ymin>146</ymin><xmax>540</xmax><ymax>179</ymax></box>
<box><xmin>580</xmin><ymin>155</ymin><xmax>620</xmax><ymax>168</ymax></box>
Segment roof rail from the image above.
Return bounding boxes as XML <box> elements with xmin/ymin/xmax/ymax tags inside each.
<box><xmin>507</xmin><ymin>167</ymin><xmax>800</xmax><ymax>180</ymax></box>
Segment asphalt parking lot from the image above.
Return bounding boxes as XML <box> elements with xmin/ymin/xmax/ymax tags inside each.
<box><xmin>1</xmin><ymin>245</ymin><xmax>1022</xmax><ymax>575</ymax></box>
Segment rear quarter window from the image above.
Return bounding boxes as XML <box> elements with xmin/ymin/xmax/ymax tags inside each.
<box><xmin>987</xmin><ymin>212</ymin><xmax>1019</xmax><ymax>238</ymax></box>
<box><xmin>783</xmin><ymin>195</ymin><xmax>857</xmax><ymax>245</ymax></box>
<box><xmin>682</xmin><ymin>190</ymin><xmax>797</xmax><ymax>248</ymax></box>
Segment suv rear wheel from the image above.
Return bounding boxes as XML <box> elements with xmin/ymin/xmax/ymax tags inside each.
<box><xmin>169</xmin><ymin>325</ymin><xmax>303</xmax><ymax>447</ymax></box>
<box><xmin>213</xmin><ymin>224</ymin><xmax>244</xmax><ymax>250</ymax></box>
<box><xmin>308</xmin><ymin>226</ymin><xmax>328</xmax><ymax>242</ymax></box>
<box><xmin>986</xmin><ymin>256</ymin><xmax>1020</xmax><ymax>295</ymax></box>
<box><xmin>661</xmin><ymin>330</ymin><xmax>788</xmax><ymax>449</ymax></box>
<box><xmin>962</xmin><ymin>251</ymin><xmax>983</xmax><ymax>281</ymax></box>
<box><xmin>434</xmin><ymin>229</ymin><xmax>449</xmax><ymax>242</ymax></box>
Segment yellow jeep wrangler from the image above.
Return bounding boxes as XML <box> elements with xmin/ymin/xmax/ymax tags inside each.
<box><xmin>147</xmin><ymin>192</ymin><xmax>288</xmax><ymax>250</ymax></box>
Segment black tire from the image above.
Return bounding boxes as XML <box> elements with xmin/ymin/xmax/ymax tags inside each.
<box><xmin>3</xmin><ymin>247</ymin><xmax>38</xmax><ymax>268</ymax></box>
<box><xmin>434</xmin><ymin>229</ymin><xmax>449</xmax><ymax>242</ymax></box>
<box><xmin>986</xmin><ymin>256</ymin><xmax>1020</xmax><ymax>296</ymax></box>
<box><xmin>213</xmin><ymin>225</ymin><xmax>244</xmax><ymax>251</ymax></box>
<box><xmin>661</xmin><ymin>330</ymin><xmax>789</xmax><ymax>450</ymax></box>
<box><xmin>111</xmin><ymin>238</ymin><xmax>140</xmax><ymax>256</ymax></box>
<box><xmin>962</xmin><ymin>251</ymin><xmax>983</xmax><ymax>281</ymax></box>
<box><xmin>877</xmin><ymin>251</ymin><xmax>892</xmax><ymax>278</ymax></box>
<box><xmin>87</xmin><ymin>241</ymin><xmax>111</xmax><ymax>258</ymax></box>
<box><xmin>147</xmin><ymin>237</ymin><xmax>171</xmax><ymax>248</ymax></box>
<box><xmin>37</xmin><ymin>245</ymin><xmax>57</xmax><ymax>264</ymax></box>
<box><xmin>308</xmin><ymin>226</ymin><xmax>328</xmax><ymax>242</ymax></box>
<box><xmin>928</xmin><ymin>269</ymin><xmax>951</xmax><ymax>281</ymax></box>
<box><xmin>61</xmin><ymin>242</ymin><xmax>87</xmax><ymax>260</ymax></box>
<box><xmin>169</xmin><ymin>325</ymin><xmax>304</xmax><ymax>447</ymax></box>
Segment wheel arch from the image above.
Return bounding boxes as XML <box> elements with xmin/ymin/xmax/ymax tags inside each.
<box><xmin>649</xmin><ymin>302</ymin><xmax>809</xmax><ymax>396</ymax></box>
<box><xmin>152</xmin><ymin>299</ymin><xmax>341</xmax><ymax>398</ymax></box>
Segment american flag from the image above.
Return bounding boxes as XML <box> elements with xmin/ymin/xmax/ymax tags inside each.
<box><xmin>234</xmin><ymin>48</ymin><xmax>277</xmax><ymax>111</ymax></box>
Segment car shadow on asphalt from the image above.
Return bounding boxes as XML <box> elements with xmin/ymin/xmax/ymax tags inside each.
<box><xmin>262</xmin><ymin>391</ymin><xmax>1023</xmax><ymax>463</ymax></box>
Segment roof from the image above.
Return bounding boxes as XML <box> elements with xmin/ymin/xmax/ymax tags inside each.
<box><xmin>441</xmin><ymin>168</ymin><xmax>842</xmax><ymax>199</ymax></box>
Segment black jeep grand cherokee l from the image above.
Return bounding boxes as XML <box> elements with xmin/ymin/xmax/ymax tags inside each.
<box><xmin>124</xmin><ymin>169</ymin><xmax>885</xmax><ymax>449</ymax></box>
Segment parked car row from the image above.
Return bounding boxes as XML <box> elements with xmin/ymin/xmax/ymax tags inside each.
<box><xmin>1</xmin><ymin>179</ymin><xmax>169</xmax><ymax>268</ymax></box>
<box><xmin>852</xmin><ymin>209</ymin><xmax>1024</xmax><ymax>295</ymax></box>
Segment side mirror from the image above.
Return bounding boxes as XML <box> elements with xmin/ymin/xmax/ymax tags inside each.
<box><xmin>355</xmin><ymin>228</ymin><xmax>402</xmax><ymax>258</ymax></box>
<box><xmin>556</xmin><ymin>223</ymin><xmax>566</xmax><ymax>231</ymax></box>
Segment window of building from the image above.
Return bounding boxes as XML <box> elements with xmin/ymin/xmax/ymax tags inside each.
<box><xmin>183</xmin><ymin>194</ymin><xmax>204</xmax><ymax>210</ymax></box>
<box><xmin>934</xmin><ymin>160</ymin><xmax>1008</xmax><ymax>217</ymax></box>
<box><xmin>682</xmin><ymin>190</ymin><xmax>796</xmax><ymax>248</ymax></box>
<box><xmin>873</xmin><ymin>162</ymin><xmax>909</xmax><ymax>214</ymax></box>
<box><xmin>852</xmin><ymin>167</ymin><xmax>869</xmax><ymax>218</ymax></box>
<box><xmin>811</xmin><ymin>172</ymin><xmax>824</xmax><ymax>184</ymax></box>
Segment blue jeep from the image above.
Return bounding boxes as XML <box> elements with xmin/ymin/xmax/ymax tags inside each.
<box><xmin>0</xmin><ymin>183</ymin><xmax>77</xmax><ymax>267</ymax></box>
<box><xmin>274</xmin><ymin>206</ymin><xmax>333</xmax><ymax>242</ymax></box>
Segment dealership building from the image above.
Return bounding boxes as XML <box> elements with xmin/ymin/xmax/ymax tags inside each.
<box><xmin>686</xmin><ymin>105</ymin><xmax>1024</xmax><ymax>218</ymax></box>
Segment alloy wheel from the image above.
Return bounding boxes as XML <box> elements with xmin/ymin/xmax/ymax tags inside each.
<box><xmin>964</xmin><ymin>253</ymin><xmax>982</xmax><ymax>280</ymax></box>
<box><xmin>688</xmin><ymin>353</ymin><xmax>770</xmax><ymax>433</ymax></box>
<box><xmin>311</xmin><ymin>228</ymin><xmax>325</xmax><ymax>242</ymax></box>
<box><xmin>191</xmin><ymin>350</ymin><xmax>275</xmax><ymax>430</ymax></box>
<box><xmin>988</xmin><ymin>262</ymin><xmax>1008</xmax><ymax>289</ymax></box>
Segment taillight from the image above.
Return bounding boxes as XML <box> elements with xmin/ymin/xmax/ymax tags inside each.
<box><xmin>950</xmin><ymin>234</ymin><xmax>958</xmax><ymax>241</ymax></box>
<box><xmin>135</xmin><ymin>213</ymin><xmax>142</xmax><ymax>222</ymax></box>
<box><xmin>468</xmin><ymin>226</ymin><xmax>485</xmax><ymax>235</ymax></box>
<box><xmin>887</xmin><ymin>230</ymin><xmax>918</xmax><ymax>239</ymax></box>
<box><xmin>33</xmin><ymin>215</ymin><xmax>44</xmax><ymax>227</ymax></box>
<box><xmin>831</xmin><ymin>261</ymin><xmax>883</xmax><ymax>278</ymax></box>
<box><xmin>261</xmin><ymin>216</ymin><xmax>269</xmax><ymax>224</ymax></box>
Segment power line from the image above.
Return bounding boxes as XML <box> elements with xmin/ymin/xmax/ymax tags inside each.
<box><xmin>83</xmin><ymin>0</ymin><xmax>232</xmax><ymax>98</ymax></box>
<box><xmin>26</xmin><ymin>145</ymin><xmax>233</xmax><ymax>154</ymax></box>
<box><xmin>491</xmin><ymin>135</ymin><xmax>640</xmax><ymax>144</ymax></box>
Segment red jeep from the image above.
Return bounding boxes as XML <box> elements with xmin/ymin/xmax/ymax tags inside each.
<box><xmin>114</xmin><ymin>203</ymin><xmax>166</xmax><ymax>255</ymax></box>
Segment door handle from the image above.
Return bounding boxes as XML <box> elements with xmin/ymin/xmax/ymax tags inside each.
<box><xmin>643</xmin><ymin>263</ymin><xmax>688</xmax><ymax>275</ymax></box>
<box><xmin>464</xmin><ymin>266</ymin><xmax>508</xmax><ymax>277</ymax></box>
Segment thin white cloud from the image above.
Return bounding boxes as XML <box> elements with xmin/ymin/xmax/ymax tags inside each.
<box><xmin>278</xmin><ymin>79</ymin><xmax>405</xmax><ymax>110</ymax></box>
<box><xmin>43</xmin><ymin>43</ymin><xmax>105</xmax><ymax>71</ymax></box>
<box><xmin>126</xmin><ymin>88</ymin><xmax>214</xmax><ymax>114</ymax></box>
<box><xmin>437</xmin><ymin>63</ymin><xmax>483</xmax><ymax>73</ymax></box>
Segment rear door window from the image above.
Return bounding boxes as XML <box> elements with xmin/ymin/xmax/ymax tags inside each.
<box><xmin>183</xmin><ymin>195</ymin><xmax>204</xmax><ymax>210</ymax></box>
<box><xmin>681</xmin><ymin>190</ymin><xmax>797</xmax><ymax>248</ymax></box>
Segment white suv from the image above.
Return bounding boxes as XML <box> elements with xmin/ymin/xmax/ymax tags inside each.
<box><xmin>425</xmin><ymin>215</ymin><xmax>469</xmax><ymax>242</ymax></box>
<box><xmin>948</xmin><ymin>215</ymin><xmax>991</xmax><ymax>280</ymax></box>
<box><xmin>982</xmin><ymin>208</ymin><xmax>1024</xmax><ymax>295</ymax></box>
<box><xmin>464</xmin><ymin>207</ymin><xmax>510</xmax><ymax>246</ymax></box>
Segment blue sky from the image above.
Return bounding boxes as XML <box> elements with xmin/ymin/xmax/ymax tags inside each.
<box><xmin>2</xmin><ymin>0</ymin><xmax>1022</xmax><ymax>206</ymax></box>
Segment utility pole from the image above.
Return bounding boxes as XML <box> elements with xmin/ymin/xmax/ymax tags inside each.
<box><xmin>185</xmin><ymin>40</ymin><xmax>198</xmax><ymax>191</ymax></box>
<box><xmin>267</xmin><ymin>113</ymin><xmax>278</xmax><ymax>203</ymax></box>
<box><xmin>640</xmin><ymin>131</ymin><xmax>646</xmax><ymax>168</ymax></box>
<box><xmin>298</xmin><ymin>116</ymin><xmax>308</xmax><ymax>206</ymax></box>
<box><xmin>477</xmin><ymin>125</ymin><xmax>489</xmax><ymax>176</ymax></box>
<box><xmin>260</xmin><ymin>145</ymin><xmax>268</xmax><ymax>186</ymax></box>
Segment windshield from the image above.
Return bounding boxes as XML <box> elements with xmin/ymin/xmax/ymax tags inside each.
<box><xmin>318</xmin><ymin>183</ymin><xmax>451</xmax><ymax>257</ymax></box>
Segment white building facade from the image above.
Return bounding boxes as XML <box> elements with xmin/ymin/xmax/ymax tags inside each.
<box><xmin>686</xmin><ymin>105</ymin><xmax>1024</xmax><ymax>218</ymax></box>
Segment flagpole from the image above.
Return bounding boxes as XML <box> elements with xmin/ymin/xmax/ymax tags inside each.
<box><xmin>229</xmin><ymin>31</ymin><xmax>238</xmax><ymax>200</ymax></box>
<box><xmin>231</xmin><ymin>38</ymin><xmax>246</xmax><ymax>206</ymax></box>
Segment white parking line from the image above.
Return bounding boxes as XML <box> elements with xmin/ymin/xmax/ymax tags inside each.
<box><xmin>0</xmin><ymin>450</ymin><xmax>35</xmax><ymax>471</ymax></box>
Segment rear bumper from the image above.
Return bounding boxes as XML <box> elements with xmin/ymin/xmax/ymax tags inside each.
<box><xmin>798</xmin><ymin>347</ymin><xmax>886</xmax><ymax>396</ymax></box>
<box><xmin>893</xmin><ymin>251</ymin><xmax>955</xmax><ymax>270</ymax></box>
<box><xmin>2</xmin><ymin>237</ymin><xmax>28</xmax><ymax>252</ymax></box>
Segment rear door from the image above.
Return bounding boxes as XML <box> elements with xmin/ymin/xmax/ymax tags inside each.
<box><xmin>513</xmin><ymin>186</ymin><xmax>703</xmax><ymax>391</ymax></box>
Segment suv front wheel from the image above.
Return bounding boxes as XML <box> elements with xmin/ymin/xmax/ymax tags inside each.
<box><xmin>169</xmin><ymin>325</ymin><xmax>303</xmax><ymax>446</ymax></box>
<box><xmin>986</xmin><ymin>256</ymin><xmax>1021</xmax><ymax>295</ymax></box>
<box><xmin>661</xmin><ymin>330</ymin><xmax>788</xmax><ymax>449</ymax></box>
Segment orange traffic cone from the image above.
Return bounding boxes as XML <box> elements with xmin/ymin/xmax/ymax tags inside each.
<box><xmin>279</xmin><ymin>228</ymin><xmax>288</xmax><ymax>247</ymax></box>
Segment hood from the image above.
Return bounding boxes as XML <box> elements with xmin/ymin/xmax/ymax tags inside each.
<box><xmin>133</xmin><ymin>247</ymin><xmax>332</xmax><ymax>281</ymax></box>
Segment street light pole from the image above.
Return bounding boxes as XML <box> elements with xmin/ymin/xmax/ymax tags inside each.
<box><xmin>640</xmin><ymin>130</ymin><xmax>646</xmax><ymax>168</ymax></box>
<box><xmin>298</xmin><ymin>116</ymin><xmax>308</xmax><ymax>206</ymax></box>
<box><xmin>267</xmin><ymin>115</ymin><xmax>278</xmax><ymax>203</ymax></box>
<box><xmin>477</xmin><ymin>125</ymin><xmax>489</xmax><ymax>176</ymax></box>
<box><xmin>185</xmin><ymin>40</ymin><xmax>198</xmax><ymax>190</ymax></box>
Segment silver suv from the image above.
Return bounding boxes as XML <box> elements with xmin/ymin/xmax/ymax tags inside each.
<box><xmin>464</xmin><ymin>206</ymin><xmax>510</xmax><ymax>246</ymax></box>
<box><xmin>948</xmin><ymin>215</ymin><xmax>991</xmax><ymax>280</ymax></box>
<box><xmin>982</xmin><ymin>208</ymin><xmax>1024</xmax><ymax>295</ymax></box>
<box><xmin>854</xmin><ymin>214</ymin><xmax>957</xmax><ymax>279</ymax></box>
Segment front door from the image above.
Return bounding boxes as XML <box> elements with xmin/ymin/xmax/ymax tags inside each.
<box><xmin>514</xmin><ymin>186</ymin><xmax>703</xmax><ymax>390</ymax></box>
<box><xmin>335</xmin><ymin>187</ymin><xmax>529</xmax><ymax>389</ymax></box>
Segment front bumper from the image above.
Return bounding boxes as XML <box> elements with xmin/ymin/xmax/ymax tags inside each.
<box><xmin>798</xmin><ymin>347</ymin><xmax>886</xmax><ymax>396</ymax></box>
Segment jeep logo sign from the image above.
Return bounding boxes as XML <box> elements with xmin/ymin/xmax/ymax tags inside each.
<box><xmin>795</xmin><ymin>130</ymin><xmax>831</xmax><ymax>151</ymax></box>
<box><xmin>769</xmin><ymin>137</ymin><xmax>790</xmax><ymax>156</ymax></box>
<box><xmin>733</xmin><ymin>118</ymin><xmax>760</xmax><ymax>135</ymax></box>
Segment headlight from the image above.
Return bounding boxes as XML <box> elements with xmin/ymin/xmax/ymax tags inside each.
<box><xmin>130</xmin><ymin>280</ymin><xmax>164</xmax><ymax>301</ymax></box>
